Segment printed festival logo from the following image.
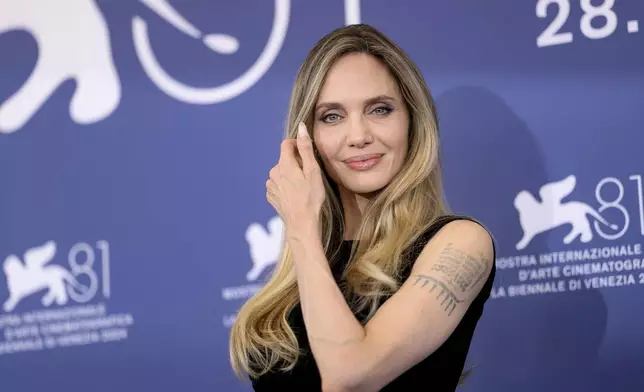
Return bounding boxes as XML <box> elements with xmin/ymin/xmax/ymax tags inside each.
<box><xmin>220</xmin><ymin>216</ymin><xmax>284</xmax><ymax>327</ymax></box>
<box><xmin>0</xmin><ymin>0</ymin><xmax>291</xmax><ymax>134</ymax></box>
<box><xmin>513</xmin><ymin>174</ymin><xmax>619</xmax><ymax>250</ymax></box>
<box><xmin>245</xmin><ymin>216</ymin><xmax>284</xmax><ymax>281</ymax></box>
<box><xmin>0</xmin><ymin>240</ymin><xmax>134</xmax><ymax>356</ymax></box>
<box><xmin>493</xmin><ymin>173</ymin><xmax>644</xmax><ymax>299</ymax></box>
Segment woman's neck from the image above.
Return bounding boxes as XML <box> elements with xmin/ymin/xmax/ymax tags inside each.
<box><xmin>337</xmin><ymin>186</ymin><xmax>376</xmax><ymax>240</ymax></box>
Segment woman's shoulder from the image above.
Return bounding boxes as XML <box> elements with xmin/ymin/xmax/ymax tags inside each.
<box><xmin>415</xmin><ymin>214</ymin><xmax>494</xmax><ymax>252</ymax></box>
<box><xmin>401</xmin><ymin>214</ymin><xmax>496</xmax><ymax>276</ymax></box>
<box><xmin>426</xmin><ymin>214</ymin><xmax>492</xmax><ymax>237</ymax></box>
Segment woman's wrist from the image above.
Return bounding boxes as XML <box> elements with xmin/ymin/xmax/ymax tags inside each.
<box><xmin>286</xmin><ymin>217</ymin><xmax>320</xmax><ymax>244</ymax></box>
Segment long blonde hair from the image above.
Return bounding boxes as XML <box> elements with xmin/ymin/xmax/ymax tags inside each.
<box><xmin>229</xmin><ymin>23</ymin><xmax>449</xmax><ymax>379</ymax></box>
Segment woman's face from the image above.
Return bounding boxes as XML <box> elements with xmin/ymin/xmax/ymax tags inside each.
<box><xmin>312</xmin><ymin>53</ymin><xmax>410</xmax><ymax>196</ymax></box>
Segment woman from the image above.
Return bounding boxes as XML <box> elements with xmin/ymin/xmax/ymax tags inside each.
<box><xmin>229</xmin><ymin>23</ymin><xmax>496</xmax><ymax>391</ymax></box>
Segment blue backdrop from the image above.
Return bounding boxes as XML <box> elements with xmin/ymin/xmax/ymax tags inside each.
<box><xmin>1</xmin><ymin>1</ymin><xmax>643</xmax><ymax>391</ymax></box>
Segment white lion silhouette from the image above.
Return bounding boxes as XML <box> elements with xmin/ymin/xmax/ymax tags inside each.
<box><xmin>514</xmin><ymin>175</ymin><xmax>618</xmax><ymax>250</ymax></box>
<box><xmin>0</xmin><ymin>0</ymin><xmax>121</xmax><ymax>133</ymax></box>
<box><xmin>245</xmin><ymin>216</ymin><xmax>284</xmax><ymax>281</ymax></box>
<box><xmin>2</xmin><ymin>241</ymin><xmax>88</xmax><ymax>312</ymax></box>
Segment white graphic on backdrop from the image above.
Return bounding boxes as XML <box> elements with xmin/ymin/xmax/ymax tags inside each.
<box><xmin>514</xmin><ymin>175</ymin><xmax>619</xmax><ymax>250</ymax></box>
<box><xmin>494</xmin><ymin>173</ymin><xmax>644</xmax><ymax>300</ymax></box>
<box><xmin>0</xmin><ymin>0</ymin><xmax>288</xmax><ymax>132</ymax></box>
<box><xmin>344</xmin><ymin>0</ymin><xmax>362</xmax><ymax>25</ymax></box>
<box><xmin>245</xmin><ymin>216</ymin><xmax>284</xmax><ymax>281</ymax></box>
<box><xmin>3</xmin><ymin>241</ymin><xmax>88</xmax><ymax>312</ymax></box>
<box><xmin>139</xmin><ymin>0</ymin><xmax>239</xmax><ymax>54</ymax></box>
<box><xmin>132</xmin><ymin>0</ymin><xmax>290</xmax><ymax>104</ymax></box>
<box><xmin>0</xmin><ymin>0</ymin><xmax>120</xmax><ymax>134</ymax></box>
<box><xmin>0</xmin><ymin>240</ymin><xmax>134</xmax><ymax>356</ymax></box>
<box><xmin>220</xmin><ymin>216</ymin><xmax>283</xmax><ymax>327</ymax></box>
<box><xmin>0</xmin><ymin>0</ymin><xmax>367</xmax><ymax>133</ymax></box>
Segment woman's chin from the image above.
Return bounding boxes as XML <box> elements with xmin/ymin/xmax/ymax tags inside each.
<box><xmin>339</xmin><ymin>176</ymin><xmax>390</xmax><ymax>196</ymax></box>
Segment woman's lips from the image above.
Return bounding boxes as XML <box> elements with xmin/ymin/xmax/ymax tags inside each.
<box><xmin>343</xmin><ymin>154</ymin><xmax>383</xmax><ymax>171</ymax></box>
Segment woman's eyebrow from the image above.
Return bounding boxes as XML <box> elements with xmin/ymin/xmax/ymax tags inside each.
<box><xmin>315</xmin><ymin>94</ymin><xmax>396</xmax><ymax>112</ymax></box>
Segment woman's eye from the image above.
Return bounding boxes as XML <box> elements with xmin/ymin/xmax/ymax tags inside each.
<box><xmin>322</xmin><ymin>113</ymin><xmax>341</xmax><ymax>123</ymax></box>
<box><xmin>372</xmin><ymin>106</ymin><xmax>392</xmax><ymax>115</ymax></box>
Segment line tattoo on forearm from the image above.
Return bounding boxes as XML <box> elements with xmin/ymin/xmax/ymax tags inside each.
<box><xmin>411</xmin><ymin>243</ymin><xmax>489</xmax><ymax>315</ymax></box>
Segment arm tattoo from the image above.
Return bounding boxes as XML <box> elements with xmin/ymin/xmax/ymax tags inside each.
<box><xmin>411</xmin><ymin>243</ymin><xmax>489</xmax><ymax>316</ymax></box>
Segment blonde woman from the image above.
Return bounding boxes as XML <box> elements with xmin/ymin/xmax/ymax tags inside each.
<box><xmin>229</xmin><ymin>24</ymin><xmax>496</xmax><ymax>392</ymax></box>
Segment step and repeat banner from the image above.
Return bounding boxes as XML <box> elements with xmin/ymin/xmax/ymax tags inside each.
<box><xmin>1</xmin><ymin>1</ymin><xmax>643</xmax><ymax>391</ymax></box>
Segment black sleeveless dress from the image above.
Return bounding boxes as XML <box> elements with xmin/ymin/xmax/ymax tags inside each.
<box><xmin>251</xmin><ymin>215</ymin><xmax>496</xmax><ymax>391</ymax></box>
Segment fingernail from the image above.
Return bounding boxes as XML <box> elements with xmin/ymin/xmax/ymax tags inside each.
<box><xmin>298</xmin><ymin>122</ymin><xmax>310</xmax><ymax>140</ymax></box>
